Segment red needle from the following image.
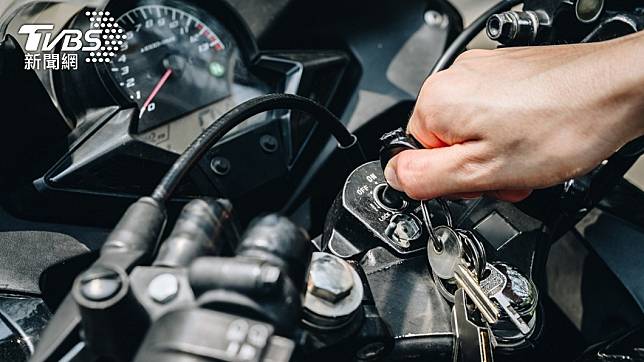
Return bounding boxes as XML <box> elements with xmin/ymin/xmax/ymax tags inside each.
<box><xmin>139</xmin><ymin>68</ymin><xmax>173</xmax><ymax>118</ymax></box>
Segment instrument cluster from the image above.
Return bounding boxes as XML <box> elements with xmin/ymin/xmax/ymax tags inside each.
<box><xmin>106</xmin><ymin>1</ymin><xmax>269</xmax><ymax>153</ymax></box>
<box><xmin>38</xmin><ymin>0</ymin><xmax>351</xmax><ymax>204</ymax></box>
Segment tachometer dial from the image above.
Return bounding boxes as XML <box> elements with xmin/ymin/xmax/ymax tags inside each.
<box><xmin>110</xmin><ymin>4</ymin><xmax>236</xmax><ymax>132</ymax></box>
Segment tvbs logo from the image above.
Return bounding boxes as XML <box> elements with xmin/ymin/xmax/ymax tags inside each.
<box><xmin>18</xmin><ymin>11</ymin><xmax>124</xmax><ymax>70</ymax></box>
<box><xmin>18</xmin><ymin>24</ymin><xmax>101</xmax><ymax>52</ymax></box>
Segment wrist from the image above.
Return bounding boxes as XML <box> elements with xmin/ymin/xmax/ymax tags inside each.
<box><xmin>613</xmin><ymin>32</ymin><xmax>644</xmax><ymax>138</ymax></box>
<box><xmin>594</xmin><ymin>31</ymin><xmax>644</xmax><ymax>144</ymax></box>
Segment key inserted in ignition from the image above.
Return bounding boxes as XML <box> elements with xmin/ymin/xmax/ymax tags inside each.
<box><xmin>378</xmin><ymin>128</ymin><xmax>422</xmax><ymax>210</ymax></box>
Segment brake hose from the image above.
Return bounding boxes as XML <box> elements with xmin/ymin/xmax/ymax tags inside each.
<box><xmin>430</xmin><ymin>0</ymin><xmax>523</xmax><ymax>74</ymax></box>
<box><xmin>151</xmin><ymin>93</ymin><xmax>361</xmax><ymax>203</ymax></box>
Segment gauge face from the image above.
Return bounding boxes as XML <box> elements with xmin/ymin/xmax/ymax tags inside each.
<box><xmin>110</xmin><ymin>4</ymin><xmax>236</xmax><ymax>132</ymax></box>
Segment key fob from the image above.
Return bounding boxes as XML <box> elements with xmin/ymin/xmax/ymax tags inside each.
<box><xmin>379</xmin><ymin>128</ymin><xmax>422</xmax><ymax>170</ymax></box>
<box><xmin>378</xmin><ymin>128</ymin><xmax>422</xmax><ymax>210</ymax></box>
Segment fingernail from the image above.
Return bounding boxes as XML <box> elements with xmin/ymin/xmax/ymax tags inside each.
<box><xmin>384</xmin><ymin>163</ymin><xmax>401</xmax><ymax>190</ymax></box>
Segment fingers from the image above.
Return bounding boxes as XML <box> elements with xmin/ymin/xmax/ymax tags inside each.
<box><xmin>407</xmin><ymin>111</ymin><xmax>449</xmax><ymax>148</ymax></box>
<box><xmin>383</xmin><ymin>147</ymin><xmax>531</xmax><ymax>202</ymax></box>
<box><xmin>444</xmin><ymin>190</ymin><xmax>532</xmax><ymax>202</ymax></box>
<box><xmin>393</xmin><ymin>52</ymin><xmax>533</xmax><ymax>203</ymax></box>
<box><xmin>384</xmin><ymin>146</ymin><xmax>478</xmax><ymax>200</ymax></box>
<box><xmin>445</xmin><ymin>192</ymin><xmax>484</xmax><ymax>200</ymax></box>
<box><xmin>406</xmin><ymin>71</ymin><xmax>473</xmax><ymax>148</ymax></box>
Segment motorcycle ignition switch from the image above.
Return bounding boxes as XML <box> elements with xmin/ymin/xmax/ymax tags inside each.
<box><xmin>378</xmin><ymin>128</ymin><xmax>421</xmax><ymax>210</ymax></box>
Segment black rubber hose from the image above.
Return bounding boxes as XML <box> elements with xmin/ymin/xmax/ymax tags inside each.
<box><xmin>151</xmin><ymin>93</ymin><xmax>357</xmax><ymax>202</ymax></box>
<box><xmin>430</xmin><ymin>0</ymin><xmax>523</xmax><ymax>75</ymax></box>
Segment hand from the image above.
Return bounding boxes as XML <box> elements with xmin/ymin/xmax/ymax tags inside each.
<box><xmin>384</xmin><ymin>31</ymin><xmax>644</xmax><ymax>201</ymax></box>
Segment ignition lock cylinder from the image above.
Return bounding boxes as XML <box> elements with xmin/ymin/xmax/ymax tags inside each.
<box><xmin>377</xmin><ymin>128</ymin><xmax>422</xmax><ymax>210</ymax></box>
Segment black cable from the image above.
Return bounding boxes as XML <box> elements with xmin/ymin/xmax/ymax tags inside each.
<box><xmin>151</xmin><ymin>93</ymin><xmax>358</xmax><ymax>202</ymax></box>
<box><xmin>430</xmin><ymin>0</ymin><xmax>523</xmax><ymax>75</ymax></box>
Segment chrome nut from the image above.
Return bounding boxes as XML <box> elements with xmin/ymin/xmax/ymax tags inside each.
<box><xmin>486</xmin><ymin>12</ymin><xmax>518</xmax><ymax>41</ymax></box>
<box><xmin>307</xmin><ymin>253</ymin><xmax>354</xmax><ymax>303</ymax></box>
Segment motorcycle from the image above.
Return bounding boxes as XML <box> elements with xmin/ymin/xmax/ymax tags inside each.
<box><xmin>0</xmin><ymin>0</ymin><xmax>642</xmax><ymax>361</ymax></box>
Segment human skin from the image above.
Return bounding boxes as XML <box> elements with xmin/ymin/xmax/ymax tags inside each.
<box><xmin>384</xmin><ymin>30</ymin><xmax>644</xmax><ymax>202</ymax></box>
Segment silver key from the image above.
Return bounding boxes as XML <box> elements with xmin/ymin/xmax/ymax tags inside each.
<box><xmin>480</xmin><ymin>264</ymin><xmax>531</xmax><ymax>335</ymax></box>
<box><xmin>454</xmin><ymin>264</ymin><xmax>500</xmax><ymax>324</ymax></box>
<box><xmin>427</xmin><ymin>225</ymin><xmax>463</xmax><ymax>279</ymax></box>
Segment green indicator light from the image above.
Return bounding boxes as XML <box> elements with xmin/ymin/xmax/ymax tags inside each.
<box><xmin>209</xmin><ymin>61</ymin><xmax>225</xmax><ymax>77</ymax></box>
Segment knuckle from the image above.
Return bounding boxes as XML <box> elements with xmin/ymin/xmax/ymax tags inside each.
<box><xmin>455</xmin><ymin>149</ymin><xmax>500</xmax><ymax>191</ymax></box>
<box><xmin>409</xmin><ymin>105</ymin><xmax>434</xmax><ymax>136</ymax></box>
<box><xmin>425</xmin><ymin>75</ymin><xmax>455</xmax><ymax>106</ymax></box>
<box><xmin>416</xmin><ymin>74</ymin><xmax>453</xmax><ymax>119</ymax></box>
<box><xmin>424</xmin><ymin>70</ymin><xmax>452</xmax><ymax>92</ymax></box>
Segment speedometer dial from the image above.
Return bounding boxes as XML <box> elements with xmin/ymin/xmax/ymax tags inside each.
<box><xmin>110</xmin><ymin>4</ymin><xmax>236</xmax><ymax>132</ymax></box>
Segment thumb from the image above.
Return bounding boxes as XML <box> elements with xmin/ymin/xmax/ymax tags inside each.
<box><xmin>384</xmin><ymin>145</ymin><xmax>490</xmax><ymax>200</ymax></box>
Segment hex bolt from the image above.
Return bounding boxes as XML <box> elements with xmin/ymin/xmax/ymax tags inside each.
<box><xmin>486</xmin><ymin>12</ymin><xmax>518</xmax><ymax>41</ymax></box>
<box><xmin>259</xmin><ymin>134</ymin><xmax>278</xmax><ymax>153</ymax></box>
<box><xmin>486</xmin><ymin>10</ymin><xmax>542</xmax><ymax>45</ymax></box>
<box><xmin>308</xmin><ymin>253</ymin><xmax>354</xmax><ymax>303</ymax></box>
<box><xmin>79</xmin><ymin>266</ymin><xmax>123</xmax><ymax>302</ymax></box>
<box><xmin>148</xmin><ymin>273</ymin><xmax>179</xmax><ymax>304</ymax></box>
<box><xmin>210</xmin><ymin>156</ymin><xmax>231</xmax><ymax>176</ymax></box>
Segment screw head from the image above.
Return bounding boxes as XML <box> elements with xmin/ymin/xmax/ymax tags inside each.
<box><xmin>424</xmin><ymin>10</ymin><xmax>446</xmax><ymax>28</ymax></box>
<box><xmin>79</xmin><ymin>266</ymin><xmax>122</xmax><ymax>302</ymax></box>
<box><xmin>308</xmin><ymin>253</ymin><xmax>354</xmax><ymax>303</ymax></box>
<box><xmin>210</xmin><ymin>156</ymin><xmax>231</xmax><ymax>176</ymax></box>
<box><xmin>259</xmin><ymin>134</ymin><xmax>278</xmax><ymax>153</ymax></box>
<box><xmin>148</xmin><ymin>273</ymin><xmax>179</xmax><ymax>304</ymax></box>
